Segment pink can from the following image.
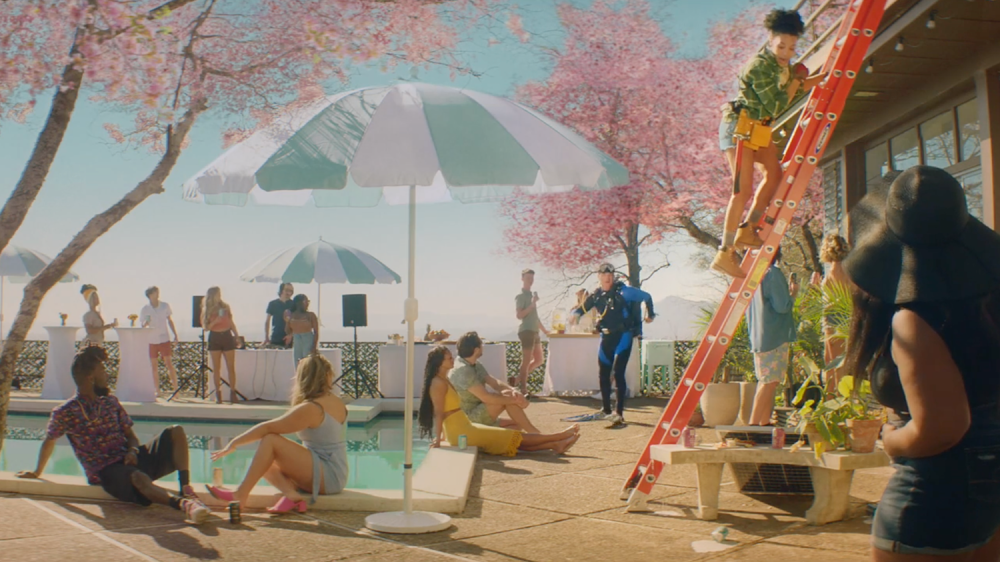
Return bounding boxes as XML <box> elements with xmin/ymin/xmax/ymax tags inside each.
<box><xmin>681</xmin><ymin>427</ymin><xmax>697</xmax><ymax>448</ymax></box>
<box><xmin>771</xmin><ymin>427</ymin><xmax>786</xmax><ymax>449</ymax></box>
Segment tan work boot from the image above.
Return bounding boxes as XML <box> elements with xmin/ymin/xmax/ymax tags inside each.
<box><xmin>735</xmin><ymin>224</ymin><xmax>764</xmax><ymax>249</ymax></box>
<box><xmin>711</xmin><ymin>248</ymin><xmax>746</xmax><ymax>278</ymax></box>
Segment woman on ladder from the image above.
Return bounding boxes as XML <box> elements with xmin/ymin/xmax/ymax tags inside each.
<box><xmin>713</xmin><ymin>9</ymin><xmax>826</xmax><ymax>278</ymax></box>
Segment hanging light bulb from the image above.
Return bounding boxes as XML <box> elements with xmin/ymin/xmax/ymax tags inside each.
<box><xmin>926</xmin><ymin>11</ymin><xmax>937</xmax><ymax>29</ymax></box>
<box><xmin>865</xmin><ymin>58</ymin><xmax>875</xmax><ymax>74</ymax></box>
<box><xmin>895</xmin><ymin>37</ymin><xmax>905</xmax><ymax>52</ymax></box>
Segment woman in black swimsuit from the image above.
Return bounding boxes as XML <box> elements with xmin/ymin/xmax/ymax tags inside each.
<box><xmin>844</xmin><ymin>166</ymin><xmax>1000</xmax><ymax>560</ymax></box>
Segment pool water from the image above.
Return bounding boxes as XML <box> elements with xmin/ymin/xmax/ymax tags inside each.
<box><xmin>1</xmin><ymin>414</ymin><xmax>429</xmax><ymax>490</ymax></box>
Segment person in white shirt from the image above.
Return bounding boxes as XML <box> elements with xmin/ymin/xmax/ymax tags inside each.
<box><xmin>141</xmin><ymin>287</ymin><xmax>179</xmax><ymax>394</ymax></box>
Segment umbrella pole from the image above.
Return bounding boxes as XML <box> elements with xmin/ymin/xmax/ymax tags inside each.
<box><xmin>365</xmin><ymin>186</ymin><xmax>451</xmax><ymax>534</ymax></box>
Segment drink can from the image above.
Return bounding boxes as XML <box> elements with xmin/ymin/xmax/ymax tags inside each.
<box><xmin>228</xmin><ymin>501</ymin><xmax>241</xmax><ymax>524</ymax></box>
<box><xmin>458</xmin><ymin>435</ymin><xmax>467</xmax><ymax>450</ymax></box>
<box><xmin>212</xmin><ymin>467</ymin><xmax>224</xmax><ymax>487</ymax></box>
<box><xmin>771</xmin><ymin>427</ymin><xmax>786</xmax><ymax>449</ymax></box>
<box><xmin>710</xmin><ymin>526</ymin><xmax>729</xmax><ymax>543</ymax></box>
<box><xmin>681</xmin><ymin>427</ymin><xmax>696</xmax><ymax>448</ymax></box>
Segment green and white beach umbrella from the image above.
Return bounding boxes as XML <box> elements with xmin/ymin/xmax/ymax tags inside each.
<box><xmin>240</xmin><ymin>238</ymin><xmax>400</xmax><ymax>316</ymax></box>
<box><xmin>0</xmin><ymin>245</ymin><xmax>79</xmax><ymax>341</ymax></box>
<box><xmin>183</xmin><ymin>82</ymin><xmax>631</xmax><ymax>534</ymax></box>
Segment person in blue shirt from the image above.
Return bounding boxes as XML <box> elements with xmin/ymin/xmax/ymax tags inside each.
<box><xmin>571</xmin><ymin>263</ymin><xmax>655</xmax><ymax>427</ymax></box>
<box><xmin>744</xmin><ymin>247</ymin><xmax>799</xmax><ymax>425</ymax></box>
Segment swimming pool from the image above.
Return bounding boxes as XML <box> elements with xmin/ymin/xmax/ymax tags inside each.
<box><xmin>1</xmin><ymin>414</ymin><xmax>429</xmax><ymax>490</ymax></box>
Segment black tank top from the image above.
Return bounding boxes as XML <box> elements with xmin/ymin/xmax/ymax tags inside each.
<box><xmin>870</xmin><ymin>301</ymin><xmax>1000</xmax><ymax>419</ymax></box>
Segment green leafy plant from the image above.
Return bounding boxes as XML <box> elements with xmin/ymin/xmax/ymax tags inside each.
<box><xmin>694</xmin><ymin>305</ymin><xmax>755</xmax><ymax>383</ymax></box>
<box><xmin>790</xmin><ymin>281</ymin><xmax>854</xmax><ymax>395</ymax></box>
<box><xmin>793</xmin><ymin>359</ymin><xmax>882</xmax><ymax>457</ymax></box>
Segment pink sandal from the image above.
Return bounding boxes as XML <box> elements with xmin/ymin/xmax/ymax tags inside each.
<box><xmin>267</xmin><ymin>496</ymin><xmax>307</xmax><ymax>514</ymax></box>
<box><xmin>206</xmin><ymin>485</ymin><xmax>236</xmax><ymax>501</ymax></box>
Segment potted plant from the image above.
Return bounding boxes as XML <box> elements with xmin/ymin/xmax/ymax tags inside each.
<box><xmin>793</xmin><ymin>358</ymin><xmax>884</xmax><ymax>457</ymax></box>
<box><xmin>835</xmin><ymin>375</ymin><xmax>884</xmax><ymax>453</ymax></box>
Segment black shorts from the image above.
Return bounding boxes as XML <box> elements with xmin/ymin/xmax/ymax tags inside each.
<box><xmin>98</xmin><ymin>427</ymin><xmax>178</xmax><ymax>505</ymax></box>
<box><xmin>208</xmin><ymin>330</ymin><xmax>237</xmax><ymax>352</ymax></box>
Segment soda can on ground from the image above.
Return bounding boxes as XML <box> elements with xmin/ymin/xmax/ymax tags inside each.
<box><xmin>228</xmin><ymin>501</ymin><xmax>241</xmax><ymax>524</ymax></box>
<box><xmin>711</xmin><ymin>526</ymin><xmax>729</xmax><ymax>543</ymax></box>
<box><xmin>771</xmin><ymin>427</ymin><xmax>786</xmax><ymax>449</ymax></box>
<box><xmin>458</xmin><ymin>434</ymin><xmax>468</xmax><ymax>450</ymax></box>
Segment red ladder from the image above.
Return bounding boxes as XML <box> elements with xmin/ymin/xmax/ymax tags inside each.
<box><xmin>622</xmin><ymin>0</ymin><xmax>886</xmax><ymax>510</ymax></box>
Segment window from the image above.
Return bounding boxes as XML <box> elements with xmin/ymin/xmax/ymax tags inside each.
<box><xmin>955</xmin><ymin>168</ymin><xmax>983</xmax><ymax>221</ymax></box>
<box><xmin>865</xmin><ymin>144</ymin><xmax>889</xmax><ymax>191</ymax></box>
<box><xmin>890</xmin><ymin>128</ymin><xmax>920</xmax><ymax>172</ymax></box>
<box><xmin>920</xmin><ymin>111</ymin><xmax>956</xmax><ymax>168</ymax></box>
<box><xmin>957</xmin><ymin>99</ymin><xmax>980</xmax><ymax>161</ymax></box>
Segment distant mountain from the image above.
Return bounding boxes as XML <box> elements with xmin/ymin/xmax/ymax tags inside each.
<box><xmin>643</xmin><ymin>295</ymin><xmax>711</xmax><ymax>342</ymax></box>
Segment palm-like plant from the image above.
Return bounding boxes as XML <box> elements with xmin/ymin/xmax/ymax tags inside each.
<box><xmin>694</xmin><ymin>305</ymin><xmax>755</xmax><ymax>383</ymax></box>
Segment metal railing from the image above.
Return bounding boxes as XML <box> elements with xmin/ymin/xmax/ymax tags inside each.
<box><xmin>11</xmin><ymin>339</ymin><xmax>698</xmax><ymax>398</ymax></box>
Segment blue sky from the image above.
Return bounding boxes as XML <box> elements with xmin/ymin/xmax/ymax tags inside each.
<box><xmin>0</xmin><ymin>0</ymin><xmax>790</xmax><ymax>342</ymax></box>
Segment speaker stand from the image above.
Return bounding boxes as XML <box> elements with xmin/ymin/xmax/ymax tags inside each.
<box><xmin>334</xmin><ymin>326</ymin><xmax>383</xmax><ymax>399</ymax></box>
<box><xmin>167</xmin><ymin>331</ymin><xmax>210</xmax><ymax>402</ymax></box>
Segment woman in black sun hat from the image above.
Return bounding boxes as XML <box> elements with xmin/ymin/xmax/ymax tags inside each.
<box><xmin>843</xmin><ymin>165</ymin><xmax>1000</xmax><ymax>558</ymax></box>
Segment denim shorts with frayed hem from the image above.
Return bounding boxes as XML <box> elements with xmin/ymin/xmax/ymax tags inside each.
<box><xmin>719</xmin><ymin>116</ymin><xmax>738</xmax><ymax>152</ymax></box>
<box><xmin>871</xmin><ymin>408</ymin><xmax>1000</xmax><ymax>555</ymax></box>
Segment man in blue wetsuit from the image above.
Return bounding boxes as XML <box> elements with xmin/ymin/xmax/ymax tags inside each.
<box><xmin>571</xmin><ymin>263</ymin><xmax>655</xmax><ymax>427</ymax></box>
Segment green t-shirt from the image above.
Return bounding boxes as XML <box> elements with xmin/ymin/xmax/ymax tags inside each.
<box><xmin>448</xmin><ymin>357</ymin><xmax>490</xmax><ymax>419</ymax></box>
<box><xmin>515</xmin><ymin>289</ymin><xmax>540</xmax><ymax>334</ymax></box>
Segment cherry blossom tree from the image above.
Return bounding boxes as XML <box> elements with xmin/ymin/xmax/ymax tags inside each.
<box><xmin>0</xmin><ymin>0</ymin><xmax>500</xmax><ymax>450</ymax></box>
<box><xmin>500</xmin><ymin>0</ymin><xmax>841</xmax><ymax>287</ymax></box>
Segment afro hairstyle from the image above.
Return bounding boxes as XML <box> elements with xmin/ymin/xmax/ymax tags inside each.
<box><xmin>764</xmin><ymin>9</ymin><xmax>805</xmax><ymax>37</ymax></box>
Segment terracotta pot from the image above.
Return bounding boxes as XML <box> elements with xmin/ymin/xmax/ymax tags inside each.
<box><xmin>688</xmin><ymin>409</ymin><xmax>705</xmax><ymax>428</ymax></box>
<box><xmin>737</xmin><ymin>381</ymin><xmax>758</xmax><ymax>425</ymax></box>
<box><xmin>700</xmin><ymin>383</ymin><xmax>741</xmax><ymax>427</ymax></box>
<box><xmin>846</xmin><ymin>418</ymin><xmax>882</xmax><ymax>454</ymax></box>
<box><xmin>803</xmin><ymin>423</ymin><xmax>834</xmax><ymax>452</ymax></box>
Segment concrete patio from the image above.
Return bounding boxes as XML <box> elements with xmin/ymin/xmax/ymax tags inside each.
<box><xmin>0</xmin><ymin>397</ymin><xmax>888</xmax><ymax>561</ymax></box>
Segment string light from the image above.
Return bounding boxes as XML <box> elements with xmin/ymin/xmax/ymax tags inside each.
<box><xmin>895</xmin><ymin>37</ymin><xmax>905</xmax><ymax>52</ymax></box>
<box><xmin>865</xmin><ymin>58</ymin><xmax>874</xmax><ymax>74</ymax></box>
<box><xmin>926</xmin><ymin>11</ymin><xmax>937</xmax><ymax>29</ymax></box>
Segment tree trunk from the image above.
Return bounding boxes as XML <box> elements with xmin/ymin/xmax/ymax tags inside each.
<box><xmin>678</xmin><ymin>215</ymin><xmax>721</xmax><ymax>249</ymax></box>
<box><xmin>800</xmin><ymin>218</ymin><xmax>824</xmax><ymax>273</ymax></box>
<box><xmin>0</xmin><ymin>104</ymin><xmax>204</xmax><ymax>453</ymax></box>
<box><xmin>624</xmin><ymin>223</ymin><xmax>641</xmax><ymax>288</ymax></box>
<box><xmin>0</xmin><ymin>64</ymin><xmax>84</xmax><ymax>258</ymax></box>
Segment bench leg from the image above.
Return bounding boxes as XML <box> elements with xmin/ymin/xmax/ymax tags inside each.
<box><xmin>806</xmin><ymin>467</ymin><xmax>854</xmax><ymax>525</ymax></box>
<box><xmin>695</xmin><ymin>463</ymin><xmax>724</xmax><ymax>520</ymax></box>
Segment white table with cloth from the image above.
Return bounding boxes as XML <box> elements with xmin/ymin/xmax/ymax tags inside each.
<box><xmin>207</xmin><ymin>348</ymin><xmax>342</xmax><ymax>401</ymax></box>
<box><xmin>541</xmin><ymin>333</ymin><xmax>640</xmax><ymax>396</ymax></box>
<box><xmin>378</xmin><ymin>343</ymin><xmax>507</xmax><ymax>398</ymax></box>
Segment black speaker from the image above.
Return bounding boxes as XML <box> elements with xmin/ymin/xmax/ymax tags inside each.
<box><xmin>192</xmin><ymin>296</ymin><xmax>204</xmax><ymax>328</ymax></box>
<box><xmin>343</xmin><ymin>294</ymin><xmax>367</xmax><ymax>327</ymax></box>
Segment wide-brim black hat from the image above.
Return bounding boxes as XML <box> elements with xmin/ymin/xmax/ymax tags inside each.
<box><xmin>843</xmin><ymin>165</ymin><xmax>1000</xmax><ymax>304</ymax></box>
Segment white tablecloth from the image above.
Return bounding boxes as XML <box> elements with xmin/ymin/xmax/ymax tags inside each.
<box><xmin>207</xmin><ymin>348</ymin><xmax>342</xmax><ymax>401</ymax></box>
<box><xmin>114</xmin><ymin>327</ymin><xmax>157</xmax><ymax>403</ymax></box>
<box><xmin>41</xmin><ymin>326</ymin><xmax>80</xmax><ymax>400</ymax></box>
<box><xmin>541</xmin><ymin>334</ymin><xmax>639</xmax><ymax>396</ymax></box>
<box><xmin>378</xmin><ymin>343</ymin><xmax>507</xmax><ymax>398</ymax></box>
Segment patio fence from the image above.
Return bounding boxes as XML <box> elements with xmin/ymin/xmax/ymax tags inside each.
<box><xmin>10</xmin><ymin>339</ymin><xmax>699</xmax><ymax>398</ymax></box>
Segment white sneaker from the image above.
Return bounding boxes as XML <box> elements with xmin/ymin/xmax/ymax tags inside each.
<box><xmin>607</xmin><ymin>414</ymin><xmax>626</xmax><ymax>427</ymax></box>
<box><xmin>182</xmin><ymin>498</ymin><xmax>210</xmax><ymax>525</ymax></box>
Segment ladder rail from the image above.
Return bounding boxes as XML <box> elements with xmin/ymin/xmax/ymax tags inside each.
<box><xmin>621</xmin><ymin>0</ymin><xmax>886</xmax><ymax>502</ymax></box>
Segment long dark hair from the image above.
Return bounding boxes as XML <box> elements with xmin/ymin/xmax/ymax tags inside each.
<box><xmin>291</xmin><ymin>294</ymin><xmax>309</xmax><ymax>314</ymax></box>
<box><xmin>847</xmin><ymin>284</ymin><xmax>1000</xmax><ymax>403</ymax></box>
<box><xmin>417</xmin><ymin>346</ymin><xmax>451</xmax><ymax>439</ymax></box>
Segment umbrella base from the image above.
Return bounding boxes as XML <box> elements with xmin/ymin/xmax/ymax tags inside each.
<box><xmin>365</xmin><ymin>511</ymin><xmax>451</xmax><ymax>534</ymax></box>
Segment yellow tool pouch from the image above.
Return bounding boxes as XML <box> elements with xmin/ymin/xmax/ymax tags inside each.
<box><xmin>733</xmin><ymin>110</ymin><xmax>773</xmax><ymax>151</ymax></box>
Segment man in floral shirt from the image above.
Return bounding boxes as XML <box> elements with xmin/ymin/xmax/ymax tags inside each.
<box><xmin>17</xmin><ymin>346</ymin><xmax>210</xmax><ymax>524</ymax></box>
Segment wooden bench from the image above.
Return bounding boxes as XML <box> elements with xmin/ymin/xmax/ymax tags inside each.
<box><xmin>648</xmin><ymin>444</ymin><xmax>890</xmax><ymax>525</ymax></box>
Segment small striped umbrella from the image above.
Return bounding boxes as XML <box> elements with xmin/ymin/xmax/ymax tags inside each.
<box><xmin>240</xmin><ymin>238</ymin><xmax>400</xmax><ymax>316</ymax></box>
<box><xmin>0</xmin><ymin>245</ymin><xmax>79</xmax><ymax>341</ymax></box>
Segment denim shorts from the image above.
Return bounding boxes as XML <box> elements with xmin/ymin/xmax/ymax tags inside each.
<box><xmin>719</xmin><ymin>116</ymin><xmax>738</xmax><ymax>152</ymax></box>
<box><xmin>872</xmin><ymin>408</ymin><xmax>1000</xmax><ymax>555</ymax></box>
